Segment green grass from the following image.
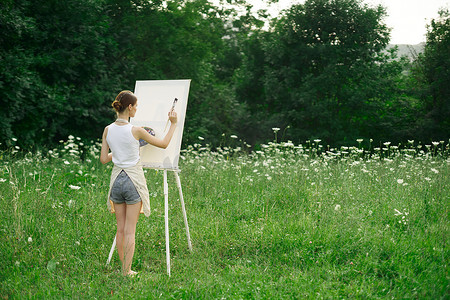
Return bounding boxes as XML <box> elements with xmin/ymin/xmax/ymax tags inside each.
<box><xmin>0</xmin><ymin>139</ymin><xmax>449</xmax><ymax>298</ymax></box>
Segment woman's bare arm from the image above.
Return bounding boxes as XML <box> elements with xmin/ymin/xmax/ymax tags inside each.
<box><xmin>134</xmin><ymin>111</ymin><xmax>178</xmax><ymax>149</ymax></box>
<box><xmin>100</xmin><ymin>127</ymin><xmax>113</xmax><ymax>164</ymax></box>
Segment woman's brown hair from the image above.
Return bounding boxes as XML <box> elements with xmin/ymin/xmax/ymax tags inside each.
<box><xmin>112</xmin><ymin>90</ymin><xmax>137</xmax><ymax>113</ymax></box>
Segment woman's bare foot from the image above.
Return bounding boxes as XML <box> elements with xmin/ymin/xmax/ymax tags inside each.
<box><xmin>124</xmin><ymin>270</ymin><xmax>138</xmax><ymax>277</ymax></box>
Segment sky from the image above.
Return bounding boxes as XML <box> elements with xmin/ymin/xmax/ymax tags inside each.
<box><xmin>246</xmin><ymin>0</ymin><xmax>450</xmax><ymax>45</ymax></box>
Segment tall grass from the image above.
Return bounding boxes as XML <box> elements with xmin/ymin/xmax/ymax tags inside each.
<box><xmin>0</xmin><ymin>136</ymin><xmax>448</xmax><ymax>298</ymax></box>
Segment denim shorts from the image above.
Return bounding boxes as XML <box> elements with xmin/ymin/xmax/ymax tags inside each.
<box><xmin>110</xmin><ymin>170</ymin><xmax>141</xmax><ymax>205</ymax></box>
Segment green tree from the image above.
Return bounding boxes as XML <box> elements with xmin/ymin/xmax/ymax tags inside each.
<box><xmin>414</xmin><ymin>9</ymin><xmax>450</xmax><ymax>141</ymax></box>
<box><xmin>259</xmin><ymin>0</ymin><xmax>391</xmax><ymax>144</ymax></box>
<box><xmin>0</xmin><ymin>0</ymin><xmax>122</xmax><ymax>148</ymax></box>
<box><xmin>105</xmin><ymin>0</ymin><xmax>247</xmax><ymax>146</ymax></box>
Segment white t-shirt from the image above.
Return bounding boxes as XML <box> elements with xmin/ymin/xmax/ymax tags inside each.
<box><xmin>106</xmin><ymin>123</ymin><xmax>140</xmax><ymax>168</ymax></box>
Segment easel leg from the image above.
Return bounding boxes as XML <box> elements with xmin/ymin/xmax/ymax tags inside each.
<box><xmin>173</xmin><ymin>171</ymin><xmax>193</xmax><ymax>251</ymax></box>
<box><xmin>164</xmin><ymin>170</ymin><xmax>171</xmax><ymax>276</ymax></box>
<box><xmin>106</xmin><ymin>235</ymin><xmax>116</xmax><ymax>265</ymax></box>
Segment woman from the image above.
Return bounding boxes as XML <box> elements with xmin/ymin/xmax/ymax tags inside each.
<box><xmin>100</xmin><ymin>90</ymin><xmax>177</xmax><ymax>276</ymax></box>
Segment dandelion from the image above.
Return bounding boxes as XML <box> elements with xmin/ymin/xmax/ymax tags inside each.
<box><xmin>28</xmin><ymin>237</ymin><xmax>33</xmax><ymax>243</ymax></box>
<box><xmin>69</xmin><ymin>185</ymin><xmax>81</xmax><ymax>190</ymax></box>
<box><xmin>397</xmin><ymin>179</ymin><xmax>404</xmax><ymax>184</ymax></box>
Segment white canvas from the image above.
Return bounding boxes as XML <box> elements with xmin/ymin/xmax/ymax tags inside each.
<box><xmin>132</xmin><ymin>80</ymin><xmax>190</xmax><ymax>170</ymax></box>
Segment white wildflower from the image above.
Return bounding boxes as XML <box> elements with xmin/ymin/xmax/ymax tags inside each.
<box><xmin>28</xmin><ymin>237</ymin><xmax>33</xmax><ymax>243</ymax></box>
<box><xmin>334</xmin><ymin>204</ymin><xmax>341</xmax><ymax>211</ymax></box>
<box><xmin>230</xmin><ymin>135</ymin><xmax>238</xmax><ymax>139</ymax></box>
<box><xmin>431</xmin><ymin>168</ymin><xmax>439</xmax><ymax>174</ymax></box>
<box><xmin>272</xmin><ymin>127</ymin><xmax>280</xmax><ymax>132</ymax></box>
<box><xmin>394</xmin><ymin>209</ymin><xmax>403</xmax><ymax>216</ymax></box>
<box><xmin>397</xmin><ymin>179</ymin><xmax>404</xmax><ymax>184</ymax></box>
<box><xmin>69</xmin><ymin>185</ymin><xmax>81</xmax><ymax>190</ymax></box>
<box><xmin>198</xmin><ymin>136</ymin><xmax>204</xmax><ymax>140</ymax></box>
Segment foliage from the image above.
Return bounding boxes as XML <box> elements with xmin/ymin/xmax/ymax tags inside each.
<box><xmin>411</xmin><ymin>9</ymin><xmax>450</xmax><ymax>141</ymax></box>
<box><xmin>0</xmin><ymin>0</ymin><xmax>122</xmax><ymax>148</ymax></box>
<box><xmin>0</xmin><ymin>0</ymin><xmax>448</xmax><ymax>149</ymax></box>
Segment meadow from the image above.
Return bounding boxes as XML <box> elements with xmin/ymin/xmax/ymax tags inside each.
<box><xmin>0</xmin><ymin>136</ymin><xmax>448</xmax><ymax>299</ymax></box>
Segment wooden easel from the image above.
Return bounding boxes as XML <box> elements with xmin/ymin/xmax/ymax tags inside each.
<box><xmin>106</xmin><ymin>168</ymin><xmax>192</xmax><ymax>276</ymax></box>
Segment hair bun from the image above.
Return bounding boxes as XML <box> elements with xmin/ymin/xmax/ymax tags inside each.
<box><xmin>112</xmin><ymin>100</ymin><xmax>123</xmax><ymax>111</ymax></box>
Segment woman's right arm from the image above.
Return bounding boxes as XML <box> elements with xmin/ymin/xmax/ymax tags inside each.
<box><xmin>135</xmin><ymin>111</ymin><xmax>178</xmax><ymax>149</ymax></box>
<box><xmin>100</xmin><ymin>127</ymin><xmax>112</xmax><ymax>164</ymax></box>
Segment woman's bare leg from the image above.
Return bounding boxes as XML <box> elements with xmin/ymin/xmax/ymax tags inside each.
<box><xmin>114</xmin><ymin>203</ymin><xmax>127</xmax><ymax>265</ymax></box>
<box><xmin>122</xmin><ymin>202</ymin><xmax>141</xmax><ymax>275</ymax></box>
